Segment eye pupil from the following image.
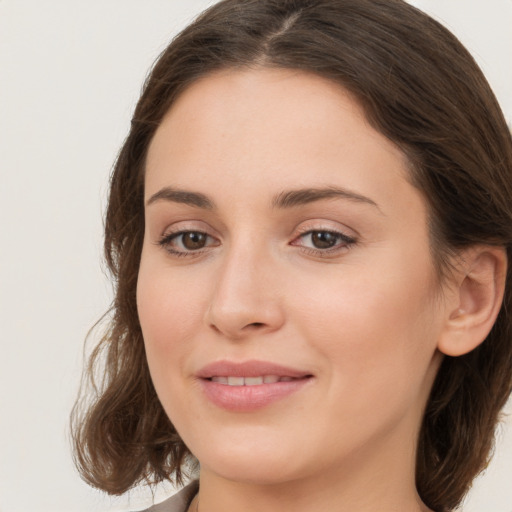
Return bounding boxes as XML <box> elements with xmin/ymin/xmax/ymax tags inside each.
<box><xmin>311</xmin><ymin>231</ymin><xmax>338</xmax><ymax>249</ymax></box>
<box><xmin>182</xmin><ymin>232</ymin><xmax>207</xmax><ymax>250</ymax></box>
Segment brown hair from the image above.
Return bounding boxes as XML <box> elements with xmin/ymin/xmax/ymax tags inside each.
<box><xmin>71</xmin><ymin>1</ymin><xmax>512</xmax><ymax>510</ymax></box>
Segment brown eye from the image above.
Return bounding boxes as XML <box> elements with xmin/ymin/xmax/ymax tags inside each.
<box><xmin>310</xmin><ymin>231</ymin><xmax>339</xmax><ymax>249</ymax></box>
<box><xmin>291</xmin><ymin>229</ymin><xmax>356</xmax><ymax>255</ymax></box>
<box><xmin>181</xmin><ymin>232</ymin><xmax>207</xmax><ymax>250</ymax></box>
<box><xmin>159</xmin><ymin>230</ymin><xmax>218</xmax><ymax>256</ymax></box>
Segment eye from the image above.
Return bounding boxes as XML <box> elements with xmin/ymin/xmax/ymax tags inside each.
<box><xmin>305</xmin><ymin>231</ymin><xmax>341</xmax><ymax>249</ymax></box>
<box><xmin>291</xmin><ymin>229</ymin><xmax>356</xmax><ymax>254</ymax></box>
<box><xmin>158</xmin><ymin>230</ymin><xmax>219</xmax><ymax>256</ymax></box>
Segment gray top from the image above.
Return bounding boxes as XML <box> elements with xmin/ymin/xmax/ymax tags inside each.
<box><xmin>136</xmin><ymin>481</ymin><xmax>199</xmax><ymax>512</ymax></box>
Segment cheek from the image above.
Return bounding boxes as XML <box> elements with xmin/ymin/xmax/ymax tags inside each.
<box><xmin>136</xmin><ymin>260</ymin><xmax>213</xmax><ymax>433</ymax></box>
<box><xmin>136</xmin><ymin>253</ymin><xmax>208</xmax><ymax>396</ymax></box>
<box><xmin>289</xmin><ymin>250</ymin><xmax>441</xmax><ymax>404</ymax></box>
<box><xmin>138</xmin><ymin>256</ymin><xmax>204</xmax><ymax>344</ymax></box>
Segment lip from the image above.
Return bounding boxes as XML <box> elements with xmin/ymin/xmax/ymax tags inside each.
<box><xmin>197</xmin><ymin>360</ymin><xmax>311</xmax><ymax>379</ymax></box>
<box><xmin>196</xmin><ymin>360</ymin><xmax>314</xmax><ymax>412</ymax></box>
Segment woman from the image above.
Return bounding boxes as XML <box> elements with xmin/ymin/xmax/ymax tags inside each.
<box><xmin>71</xmin><ymin>1</ymin><xmax>512</xmax><ymax>511</ymax></box>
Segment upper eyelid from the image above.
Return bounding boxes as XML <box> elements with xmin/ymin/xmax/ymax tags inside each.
<box><xmin>297</xmin><ymin>228</ymin><xmax>353</xmax><ymax>237</ymax></box>
<box><xmin>293</xmin><ymin>229</ymin><xmax>356</xmax><ymax>245</ymax></box>
<box><xmin>160</xmin><ymin>229</ymin><xmax>218</xmax><ymax>243</ymax></box>
<box><xmin>293</xmin><ymin>222</ymin><xmax>358</xmax><ymax>239</ymax></box>
<box><xmin>296</xmin><ymin>225</ymin><xmax>345</xmax><ymax>234</ymax></box>
<box><xmin>160</xmin><ymin>220</ymin><xmax>220</xmax><ymax>237</ymax></box>
<box><xmin>156</xmin><ymin>219</ymin><xmax>358</xmax><ymax>242</ymax></box>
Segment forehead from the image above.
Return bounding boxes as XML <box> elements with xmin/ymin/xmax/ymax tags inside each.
<box><xmin>146</xmin><ymin>68</ymin><xmax>418</xmax><ymax>214</ymax></box>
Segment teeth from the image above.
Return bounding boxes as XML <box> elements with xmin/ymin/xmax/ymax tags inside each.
<box><xmin>211</xmin><ymin>375</ymin><xmax>292</xmax><ymax>386</ymax></box>
<box><xmin>245</xmin><ymin>376</ymin><xmax>264</xmax><ymax>386</ymax></box>
<box><xmin>227</xmin><ymin>376</ymin><xmax>244</xmax><ymax>386</ymax></box>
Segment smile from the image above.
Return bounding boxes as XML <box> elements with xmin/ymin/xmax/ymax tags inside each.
<box><xmin>197</xmin><ymin>360</ymin><xmax>313</xmax><ymax>411</ymax></box>
<box><xmin>210</xmin><ymin>375</ymin><xmax>298</xmax><ymax>386</ymax></box>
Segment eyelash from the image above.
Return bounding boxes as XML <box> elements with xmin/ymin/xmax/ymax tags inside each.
<box><xmin>157</xmin><ymin>228</ymin><xmax>357</xmax><ymax>258</ymax></box>
<box><xmin>291</xmin><ymin>228</ymin><xmax>357</xmax><ymax>257</ymax></box>
<box><xmin>157</xmin><ymin>231</ymin><xmax>218</xmax><ymax>258</ymax></box>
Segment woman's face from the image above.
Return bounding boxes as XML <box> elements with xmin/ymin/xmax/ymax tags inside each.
<box><xmin>138</xmin><ymin>68</ymin><xmax>449</xmax><ymax>486</ymax></box>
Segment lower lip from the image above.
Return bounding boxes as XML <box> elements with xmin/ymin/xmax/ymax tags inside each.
<box><xmin>199</xmin><ymin>378</ymin><xmax>312</xmax><ymax>412</ymax></box>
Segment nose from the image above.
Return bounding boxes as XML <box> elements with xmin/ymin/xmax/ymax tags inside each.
<box><xmin>205</xmin><ymin>242</ymin><xmax>285</xmax><ymax>340</ymax></box>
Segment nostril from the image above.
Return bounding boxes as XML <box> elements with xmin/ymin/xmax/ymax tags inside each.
<box><xmin>248</xmin><ymin>322</ymin><xmax>265</xmax><ymax>328</ymax></box>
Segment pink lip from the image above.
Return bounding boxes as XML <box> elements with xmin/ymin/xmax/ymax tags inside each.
<box><xmin>197</xmin><ymin>360</ymin><xmax>311</xmax><ymax>379</ymax></box>
<box><xmin>196</xmin><ymin>360</ymin><xmax>314</xmax><ymax>412</ymax></box>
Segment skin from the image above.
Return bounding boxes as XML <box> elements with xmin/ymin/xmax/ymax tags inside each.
<box><xmin>137</xmin><ymin>68</ymin><xmax>457</xmax><ymax>512</ymax></box>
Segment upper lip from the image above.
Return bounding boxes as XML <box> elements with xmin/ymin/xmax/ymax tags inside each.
<box><xmin>196</xmin><ymin>360</ymin><xmax>312</xmax><ymax>379</ymax></box>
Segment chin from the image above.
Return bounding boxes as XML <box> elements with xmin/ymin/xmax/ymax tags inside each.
<box><xmin>205</xmin><ymin>457</ymin><xmax>302</xmax><ymax>486</ymax></box>
<box><xmin>189</xmin><ymin>433</ymin><xmax>310</xmax><ymax>485</ymax></box>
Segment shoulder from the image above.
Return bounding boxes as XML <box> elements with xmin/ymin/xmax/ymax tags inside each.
<box><xmin>135</xmin><ymin>481</ymin><xmax>199</xmax><ymax>512</ymax></box>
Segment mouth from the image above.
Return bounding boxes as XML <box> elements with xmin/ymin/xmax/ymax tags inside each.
<box><xmin>197</xmin><ymin>360</ymin><xmax>314</xmax><ymax>411</ymax></box>
<box><xmin>209</xmin><ymin>375</ymin><xmax>302</xmax><ymax>386</ymax></box>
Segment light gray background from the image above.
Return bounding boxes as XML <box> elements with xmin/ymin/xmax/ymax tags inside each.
<box><xmin>1</xmin><ymin>1</ymin><xmax>511</xmax><ymax>511</ymax></box>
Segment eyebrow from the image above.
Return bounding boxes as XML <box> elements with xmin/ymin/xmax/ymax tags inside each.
<box><xmin>146</xmin><ymin>187</ymin><xmax>214</xmax><ymax>209</ymax></box>
<box><xmin>146</xmin><ymin>185</ymin><xmax>381</xmax><ymax>213</ymax></box>
<box><xmin>272</xmin><ymin>186</ymin><xmax>382</xmax><ymax>212</ymax></box>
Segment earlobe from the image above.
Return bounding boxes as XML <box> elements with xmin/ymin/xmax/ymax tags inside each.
<box><xmin>438</xmin><ymin>246</ymin><xmax>507</xmax><ymax>357</ymax></box>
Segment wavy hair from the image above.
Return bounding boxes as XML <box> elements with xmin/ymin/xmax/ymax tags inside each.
<box><xmin>71</xmin><ymin>1</ymin><xmax>512</xmax><ymax>510</ymax></box>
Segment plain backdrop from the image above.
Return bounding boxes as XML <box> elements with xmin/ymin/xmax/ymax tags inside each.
<box><xmin>1</xmin><ymin>1</ymin><xmax>511</xmax><ymax>511</ymax></box>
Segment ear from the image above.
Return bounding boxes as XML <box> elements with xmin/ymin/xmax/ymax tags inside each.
<box><xmin>437</xmin><ymin>246</ymin><xmax>507</xmax><ymax>357</ymax></box>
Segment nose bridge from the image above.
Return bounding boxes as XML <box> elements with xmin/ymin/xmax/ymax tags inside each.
<box><xmin>206</xmin><ymin>234</ymin><xmax>284</xmax><ymax>338</ymax></box>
